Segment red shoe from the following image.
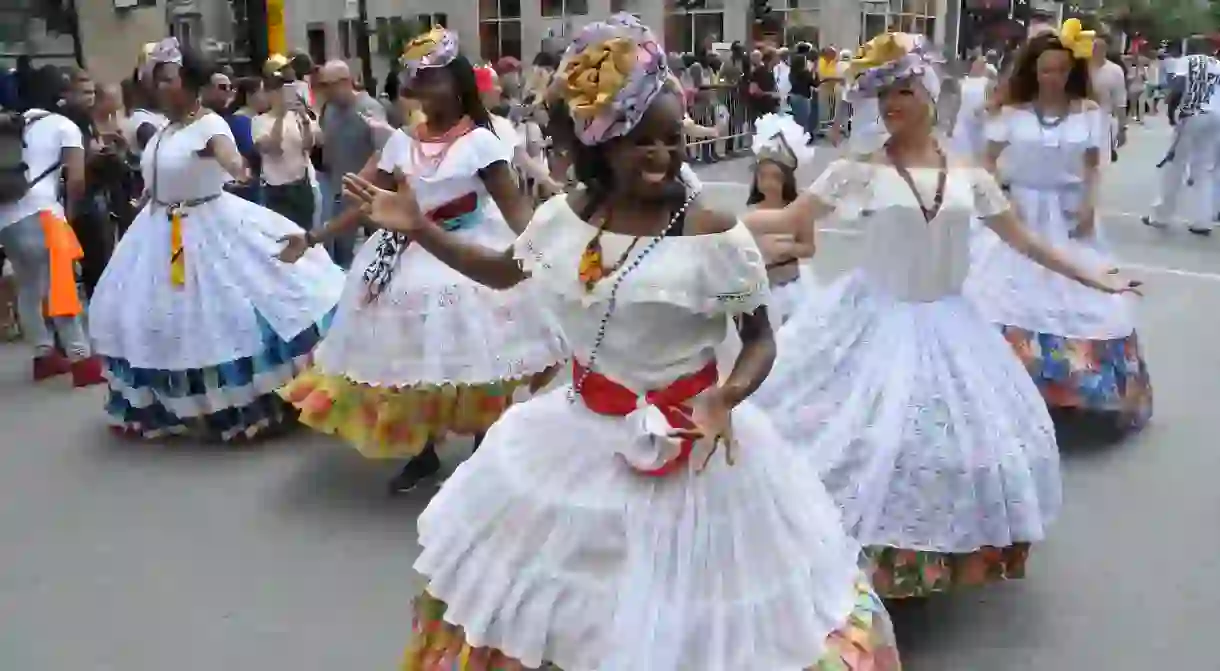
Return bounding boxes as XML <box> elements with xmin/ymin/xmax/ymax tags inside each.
<box><xmin>33</xmin><ymin>352</ymin><xmax>73</xmax><ymax>381</ymax></box>
<box><xmin>71</xmin><ymin>356</ymin><xmax>106</xmax><ymax>388</ymax></box>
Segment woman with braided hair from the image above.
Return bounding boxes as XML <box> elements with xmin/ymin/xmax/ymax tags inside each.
<box><xmin>277</xmin><ymin>27</ymin><xmax>566</xmax><ymax>494</ymax></box>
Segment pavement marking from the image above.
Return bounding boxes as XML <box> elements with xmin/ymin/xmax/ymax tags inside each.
<box><xmin>811</xmin><ymin>227</ymin><xmax>1220</xmax><ymax>283</ymax></box>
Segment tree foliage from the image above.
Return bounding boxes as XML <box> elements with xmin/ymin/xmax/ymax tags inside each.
<box><xmin>1101</xmin><ymin>0</ymin><xmax>1216</xmax><ymax>41</ymax></box>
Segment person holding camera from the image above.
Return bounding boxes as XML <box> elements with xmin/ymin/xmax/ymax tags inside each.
<box><xmin>253</xmin><ymin>75</ymin><xmax>318</xmax><ymax>229</ymax></box>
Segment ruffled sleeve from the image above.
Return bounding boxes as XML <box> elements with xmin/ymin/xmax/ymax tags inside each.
<box><xmin>462</xmin><ymin>126</ymin><xmax>514</xmax><ymax>172</ymax></box>
<box><xmin>807</xmin><ymin>159</ymin><xmax>872</xmax><ymax>218</ymax></box>
<box><xmin>1087</xmin><ymin>106</ymin><xmax>1109</xmax><ymax>150</ymax></box>
<box><xmin>376</xmin><ymin>128</ymin><xmax>411</xmax><ymax>174</ymax></box>
<box><xmin>512</xmin><ymin>193</ymin><xmax>574</xmax><ymax>276</ymax></box>
<box><xmin>699</xmin><ymin>222</ymin><xmax>769</xmax><ymax>316</ymax></box>
<box><xmin>970</xmin><ymin>168</ymin><xmax>1011</xmax><ymax>219</ymax></box>
<box><xmin>189</xmin><ymin>113</ymin><xmax>235</xmax><ymax>152</ymax></box>
<box><xmin>984</xmin><ymin>107</ymin><xmax>1010</xmax><ymax>144</ymax></box>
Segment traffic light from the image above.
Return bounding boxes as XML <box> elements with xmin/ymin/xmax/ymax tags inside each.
<box><xmin>752</xmin><ymin>0</ymin><xmax>773</xmax><ymax>22</ymax></box>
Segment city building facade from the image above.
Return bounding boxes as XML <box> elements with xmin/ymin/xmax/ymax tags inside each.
<box><xmin>5</xmin><ymin>0</ymin><xmax>964</xmax><ymax>89</ymax></box>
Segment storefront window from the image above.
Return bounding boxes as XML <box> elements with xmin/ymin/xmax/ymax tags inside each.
<box><xmin>541</xmin><ymin>0</ymin><xmax>589</xmax><ymax>17</ymax></box>
<box><xmin>770</xmin><ymin>0</ymin><xmax>821</xmax><ymax>47</ymax></box>
<box><xmin>664</xmin><ymin>0</ymin><xmax>724</xmax><ymax>54</ymax></box>
<box><xmin>480</xmin><ymin>0</ymin><xmax>523</xmax><ymax>61</ymax></box>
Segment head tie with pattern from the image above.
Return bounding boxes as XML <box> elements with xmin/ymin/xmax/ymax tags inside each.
<box><xmin>557</xmin><ymin>13</ymin><xmax>669</xmax><ymax>146</ymax></box>
<box><xmin>847</xmin><ymin>32</ymin><xmax>942</xmax><ymax>101</ymax></box>
<box><xmin>399</xmin><ymin>27</ymin><xmax>460</xmax><ymax>84</ymax></box>
<box><xmin>140</xmin><ymin>37</ymin><xmax>183</xmax><ymax>81</ymax></box>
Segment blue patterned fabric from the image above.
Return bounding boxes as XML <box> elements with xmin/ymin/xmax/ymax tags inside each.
<box><xmin>1001</xmin><ymin>326</ymin><xmax>1153</xmax><ymax>431</ymax></box>
<box><xmin>104</xmin><ymin>310</ymin><xmax>333</xmax><ymax>441</ymax></box>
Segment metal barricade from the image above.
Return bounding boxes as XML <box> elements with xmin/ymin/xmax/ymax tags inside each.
<box><xmin>685</xmin><ymin>84</ymin><xmax>753</xmax><ymax>162</ymax></box>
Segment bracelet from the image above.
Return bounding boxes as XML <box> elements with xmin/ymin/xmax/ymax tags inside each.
<box><xmin>304</xmin><ymin>229</ymin><xmax>318</xmax><ymax>246</ymax></box>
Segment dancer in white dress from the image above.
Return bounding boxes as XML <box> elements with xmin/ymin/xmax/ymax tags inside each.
<box><xmin>966</xmin><ymin>29</ymin><xmax>1153</xmax><ymax>433</ymax></box>
<box><xmin>277</xmin><ymin>28</ymin><xmax>567</xmax><ymax>494</ymax></box>
<box><xmin>89</xmin><ymin>40</ymin><xmax>344</xmax><ymax>440</ymax></box>
<box><xmin>745</xmin><ymin>113</ymin><xmax>817</xmax><ymax>325</ymax></box>
<box><xmin>750</xmin><ymin>33</ymin><xmax>1140</xmax><ymax>599</ymax></box>
<box><xmin>947</xmin><ymin>54</ymin><xmax>994</xmax><ymax>160</ymax></box>
<box><xmin>344</xmin><ymin>15</ymin><xmax>902</xmax><ymax>671</ymax></box>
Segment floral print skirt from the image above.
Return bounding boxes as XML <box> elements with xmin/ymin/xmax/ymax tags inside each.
<box><xmin>865</xmin><ymin>543</ymin><xmax>1031</xmax><ymax>599</ymax></box>
<box><xmin>1001</xmin><ymin>326</ymin><xmax>1153</xmax><ymax>432</ymax></box>
<box><xmin>278</xmin><ymin>367</ymin><xmax>526</xmax><ymax>459</ymax></box>
<box><xmin>402</xmin><ymin>578</ymin><xmax>902</xmax><ymax>671</ymax></box>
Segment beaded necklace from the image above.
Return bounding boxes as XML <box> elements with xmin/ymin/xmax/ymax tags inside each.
<box><xmin>568</xmin><ymin>190</ymin><xmax>698</xmax><ymax>405</ymax></box>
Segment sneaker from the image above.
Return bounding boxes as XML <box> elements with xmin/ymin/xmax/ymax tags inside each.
<box><xmin>33</xmin><ymin>352</ymin><xmax>73</xmax><ymax>381</ymax></box>
<box><xmin>1188</xmin><ymin>226</ymin><xmax>1213</xmax><ymax>236</ymax></box>
<box><xmin>70</xmin><ymin>356</ymin><xmax>106</xmax><ymax>388</ymax></box>
<box><xmin>1141</xmin><ymin>216</ymin><xmax>1169</xmax><ymax>229</ymax></box>
<box><xmin>387</xmin><ymin>447</ymin><xmax>442</xmax><ymax>495</ymax></box>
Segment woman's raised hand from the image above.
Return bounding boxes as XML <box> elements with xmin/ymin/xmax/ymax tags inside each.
<box><xmin>341</xmin><ymin>172</ymin><xmax>426</xmax><ymax>234</ymax></box>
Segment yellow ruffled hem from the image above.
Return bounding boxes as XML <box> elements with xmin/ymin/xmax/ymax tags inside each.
<box><xmin>279</xmin><ymin>367</ymin><xmax>526</xmax><ymax>459</ymax></box>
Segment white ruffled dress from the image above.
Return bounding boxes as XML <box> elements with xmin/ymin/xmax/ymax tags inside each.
<box><xmin>89</xmin><ymin>113</ymin><xmax>345</xmax><ymax>440</ymax></box>
<box><xmin>753</xmin><ymin>159</ymin><xmax>1062</xmax><ymax>598</ymax></box>
<box><xmin>401</xmin><ymin>195</ymin><xmax>901</xmax><ymax>671</ymax></box>
<box><xmin>965</xmin><ymin>106</ymin><xmax>1152</xmax><ymax>428</ymax></box>
<box><xmin>280</xmin><ymin>126</ymin><xmax>568</xmax><ymax>459</ymax></box>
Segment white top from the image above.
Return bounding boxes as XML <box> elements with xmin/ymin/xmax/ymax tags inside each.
<box><xmin>490</xmin><ymin>114</ymin><xmax>524</xmax><ymax>156</ymax></box>
<box><xmin>121</xmin><ymin>108</ymin><xmax>169</xmax><ymax>158</ymax></box>
<box><xmin>376</xmin><ymin>125</ymin><xmax>511</xmax><ymax>214</ymax></box>
<box><xmin>515</xmin><ymin>195</ymin><xmax>768</xmax><ymax>392</ymax></box>
<box><xmin>986</xmin><ymin>105</ymin><xmax>1104</xmax><ymax>189</ymax></box>
<box><xmin>0</xmin><ymin>109</ymin><xmax>81</xmax><ymax>228</ymax></box>
<box><xmin>809</xmin><ymin>159</ymin><xmax>1010</xmax><ymax>303</ymax></box>
<box><xmin>252</xmin><ymin>112</ymin><xmax>319</xmax><ymax>185</ymax></box>
<box><xmin>140</xmin><ymin>113</ymin><xmax>234</xmax><ymax>204</ymax></box>
<box><xmin>1091</xmin><ymin>60</ymin><xmax>1128</xmax><ymax>115</ymax></box>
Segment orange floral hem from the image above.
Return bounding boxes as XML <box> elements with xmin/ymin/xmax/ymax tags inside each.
<box><xmin>401</xmin><ymin>578</ymin><xmax>901</xmax><ymax>671</ymax></box>
<box><xmin>865</xmin><ymin>543</ymin><xmax>1032</xmax><ymax>599</ymax></box>
<box><xmin>278</xmin><ymin>367</ymin><xmax>526</xmax><ymax>459</ymax></box>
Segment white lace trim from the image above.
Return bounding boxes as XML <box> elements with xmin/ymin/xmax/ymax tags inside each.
<box><xmin>513</xmin><ymin>195</ymin><xmax>770</xmax><ymax>316</ymax></box>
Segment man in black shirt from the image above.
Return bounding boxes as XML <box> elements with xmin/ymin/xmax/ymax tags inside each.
<box><xmin>749</xmin><ymin>49</ymin><xmax>780</xmax><ymax>119</ymax></box>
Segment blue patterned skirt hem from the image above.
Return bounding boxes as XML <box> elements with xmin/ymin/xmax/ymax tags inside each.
<box><xmin>1000</xmin><ymin>325</ymin><xmax>1153</xmax><ymax>431</ymax></box>
<box><xmin>103</xmin><ymin>310</ymin><xmax>334</xmax><ymax>441</ymax></box>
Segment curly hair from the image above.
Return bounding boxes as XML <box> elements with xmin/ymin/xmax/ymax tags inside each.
<box><xmin>997</xmin><ymin>32</ymin><xmax>1092</xmax><ymax>106</ymax></box>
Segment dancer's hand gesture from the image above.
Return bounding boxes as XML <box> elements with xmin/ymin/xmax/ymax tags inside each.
<box><xmin>342</xmin><ymin>173</ymin><xmax>425</xmax><ymax>234</ymax></box>
<box><xmin>1087</xmin><ymin>268</ymin><xmax>1143</xmax><ymax>296</ymax></box>
<box><xmin>276</xmin><ymin>233</ymin><xmax>310</xmax><ymax>263</ymax></box>
<box><xmin>672</xmin><ymin>387</ymin><xmax>736</xmax><ymax>474</ymax></box>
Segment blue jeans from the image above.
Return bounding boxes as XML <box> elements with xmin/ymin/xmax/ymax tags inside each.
<box><xmin>788</xmin><ymin>95</ymin><xmax>819</xmax><ymax>138</ymax></box>
<box><xmin>0</xmin><ymin>213</ymin><xmax>89</xmax><ymax>359</ymax></box>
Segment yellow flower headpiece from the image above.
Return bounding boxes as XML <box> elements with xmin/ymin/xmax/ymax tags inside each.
<box><xmin>561</xmin><ymin>37</ymin><xmax>635</xmax><ymax>120</ymax></box>
<box><xmin>399</xmin><ymin>27</ymin><xmax>458</xmax><ymax>80</ymax></box>
<box><xmin>1059</xmin><ymin>19</ymin><xmax>1095</xmax><ymax>60</ymax></box>
<box><xmin>847</xmin><ymin>33</ymin><xmax>908</xmax><ymax>79</ymax></box>
<box><xmin>264</xmin><ymin>53</ymin><xmax>290</xmax><ymax>76</ymax></box>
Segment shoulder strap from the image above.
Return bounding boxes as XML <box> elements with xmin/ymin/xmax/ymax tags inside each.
<box><xmin>18</xmin><ymin>112</ymin><xmax>62</xmax><ymax>187</ymax></box>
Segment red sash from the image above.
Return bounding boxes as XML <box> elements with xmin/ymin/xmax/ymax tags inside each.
<box><xmin>573</xmin><ymin>360</ymin><xmax>718</xmax><ymax>477</ymax></box>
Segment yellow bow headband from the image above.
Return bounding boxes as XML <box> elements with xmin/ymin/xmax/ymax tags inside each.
<box><xmin>1059</xmin><ymin>19</ymin><xmax>1095</xmax><ymax>60</ymax></box>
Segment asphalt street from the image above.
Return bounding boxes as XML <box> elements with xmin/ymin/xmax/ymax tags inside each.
<box><xmin>1</xmin><ymin>116</ymin><xmax>1217</xmax><ymax>670</ymax></box>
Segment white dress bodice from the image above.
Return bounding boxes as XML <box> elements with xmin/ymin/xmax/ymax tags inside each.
<box><xmin>988</xmin><ymin>106</ymin><xmax>1103</xmax><ymax>190</ymax></box>
<box><xmin>810</xmin><ymin>159</ymin><xmax>1010</xmax><ymax>303</ymax></box>
<box><xmin>140</xmin><ymin>113</ymin><xmax>233</xmax><ymax>203</ymax></box>
<box><xmin>515</xmin><ymin>196</ymin><xmax>769</xmax><ymax>393</ymax></box>
<box><xmin>377</xmin><ymin>125</ymin><xmax>510</xmax><ymax>217</ymax></box>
